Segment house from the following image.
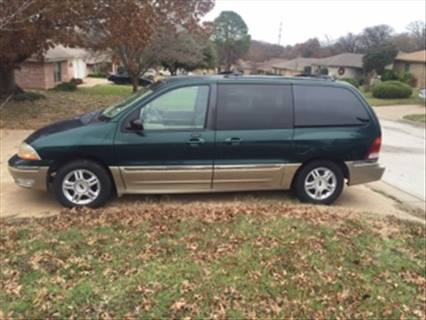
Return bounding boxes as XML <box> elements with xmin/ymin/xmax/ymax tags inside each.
<box><xmin>312</xmin><ymin>53</ymin><xmax>364</xmax><ymax>80</ymax></box>
<box><xmin>85</xmin><ymin>51</ymin><xmax>117</xmax><ymax>76</ymax></box>
<box><xmin>393</xmin><ymin>50</ymin><xmax>426</xmax><ymax>88</ymax></box>
<box><xmin>235</xmin><ymin>60</ymin><xmax>256</xmax><ymax>74</ymax></box>
<box><xmin>256</xmin><ymin>58</ymin><xmax>288</xmax><ymax>74</ymax></box>
<box><xmin>272</xmin><ymin>53</ymin><xmax>364</xmax><ymax>79</ymax></box>
<box><xmin>15</xmin><ymin>45</ymin><xmax>89</xmax><ymax>90</ymax></box>
<box><xmin>272</xmin><ymin>57</ymin><xmax>321</xmax><ymax>76</ymax></box>
<box><xmin>235</xmin><ymin>58</ymin><xmax>289</xmax><ymax>75</ymax></box>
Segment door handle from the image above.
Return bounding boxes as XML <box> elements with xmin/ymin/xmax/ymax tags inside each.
<box><xmin>224</xmin><ymin>137</ymin><xmax>242</xmax><ymax>146</ymax></box>
<box><xmin>188</xmin><ymin>137</ymin><xmax>205</xmax><ymax>147</ymax></box>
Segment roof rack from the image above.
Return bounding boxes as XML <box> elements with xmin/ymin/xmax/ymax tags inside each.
<box><xmin>222</xmin><ymin>72</ymin><xmax>243</xmax><ymax>78</ymax></box>
<box><xmin>294</xmin><ymin>74</ymin><xmax>335</xmax><ymax>81</ymax></box>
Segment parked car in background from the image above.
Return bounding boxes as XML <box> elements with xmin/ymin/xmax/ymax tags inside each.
<box><xmin>108</xmin><ymin>72</ymin><xmax>154</xmax><ymax>86</ymax></box>
<box><xmin>9</xmin><ymin>75</ymin><xmax>385</xmax><ymax>208</ymax></box>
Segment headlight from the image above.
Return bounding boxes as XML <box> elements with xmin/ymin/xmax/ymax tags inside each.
<box><xmin>17</xmin><ymin>142</ymin><xmax>41</xmax><ymax>161</ymax></box>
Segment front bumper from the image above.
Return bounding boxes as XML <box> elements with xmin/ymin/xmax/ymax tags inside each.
<box><xmin>8</xmin><ymin>163</ymin><xmax>49</xmax><ymax>191</ymax></box>
<box><xmin>346</xmin><ymin>160</ymin><xmax>385</xmax><ymax>186</ymax></box>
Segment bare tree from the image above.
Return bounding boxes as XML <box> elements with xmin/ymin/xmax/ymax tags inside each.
<box><xmin>334</xmin><ymin>33</ymin><xmax>361</xmax><ymax>53</ymax></box>
<box><xmin>358</xmin><ymin>25</ymin><xmax>394</xmax><ymax>51</ymax></box>
<box><xmin>407</xmin><ymin>20</ymin><xmax>426</xmax><ymax>50</ymax></box>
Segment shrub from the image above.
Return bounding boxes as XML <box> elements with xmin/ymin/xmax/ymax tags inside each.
<box><xmin>341</xmin><ymin>78</ymin><xmax>360</xmax><ymax>88</ymax></box>
<box><xmin>399</xmin><ymin>72</ymin><xmax>417</xmax><ymax>87</ymax></box>
<box><xmin>372</xmin><ymin>80</ymin><xmax>413</xmax><ymax>99</ymax></box>
<box><xmin>381</xmin><ymin>70</ymin><xmax>417</xmax><ymax>87</ymax></box>
<box><xmin>88</xmin><ymin>72</ymin><xmax>107</xmax><ymax>78</ymax></box>
<box><xmin>13</xmin><ymin>91</ymin><xmax>45</xmax><ymax>101</ymax></box>
<box><xmin>72</xmin><ymin>78</ymin><xmax>83</xmax><ymax>85</ymax></box>
<box><xmin>381</xmin><ymin>70</ymin><xmax>400</xmax><ymax>82</ymax></box>
<box><xmin>53</xmin><ymin>80</ymin><xmax>77</xmax><ymax>92</ymax></box>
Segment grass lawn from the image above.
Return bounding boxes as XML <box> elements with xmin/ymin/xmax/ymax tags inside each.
<box><xmin>1</xmin><ymin>202</ymin><xmax>425</xmax><ymax>319</ymax></box>
<box><xmin>78</xmin><ymin>84</ymin><xmax>133</xmax><ymax>96</ymax></box>
<box><xmin>359</xmin><ymin>88</ymin><xmax>424</xmax><ymax>107</ymax></box>
<box><xmin>0</xmin><ymin>85</ymin><xmax>133</xmax><ymax>130</ymax></box>
<box><xmin>403</xmin><ymin>113</ymin><xmax>426</xmax><ymax>124</ymax></box>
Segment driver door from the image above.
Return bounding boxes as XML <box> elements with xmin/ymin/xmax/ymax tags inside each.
<box><xmin>113</xmin><ymin>85</ymin><xmax>214</xmax><ymax>193</ymax></box>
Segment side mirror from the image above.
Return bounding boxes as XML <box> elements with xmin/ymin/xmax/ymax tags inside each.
<box><xmin>127</xmin><ymin>118</ymin><xmax>144</xmax><ymax>131</ymax></box>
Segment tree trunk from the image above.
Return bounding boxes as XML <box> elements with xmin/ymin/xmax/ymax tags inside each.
<box><xmin>225</xmin><ymin>56</ymin><xmax>231</xmax><ymax>73</ymax></box>
<box><xmin>225</xmin><ymin>47</ymin><xmax>232</xmax><ymax>73</ymax></box>
<box><xmin>364</xmin><ymin>71</ymin><xmax>374</xmax><ymax>92</ymax></box>
<box><xmin>131</xmin><ymin>76</ymin><xmax>138</xmax><ymax>93</ymax></box>
<box><xmin>0</xmin><ymin>66</ymin><xmax>18</xmax><ymax>95</ymax></box>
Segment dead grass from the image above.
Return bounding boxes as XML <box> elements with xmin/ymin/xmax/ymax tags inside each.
<box><xmin>1</xmin><ymin>201</ymin><xmax>425</xmax><ymax>319</ymax></box>
<box><xmin>0</xmin><ymin>86</ymin><xmax>131</xmax><ymax>130</ymax></box>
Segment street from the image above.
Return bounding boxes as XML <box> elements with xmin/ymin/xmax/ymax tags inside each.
<box><xmin>380</xmin><ymin>119</ymin><xmax>426</xmax><ymax>201</ymax></box>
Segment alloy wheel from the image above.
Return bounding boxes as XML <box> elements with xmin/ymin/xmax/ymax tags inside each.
<box><xmin>304</xmin><ymin>167</ymin><xmax>337</xmax><ymax>201</ymax></box>
<box><xmin>62</xmin><ymin>169</ymin><xmax>101</xmax><ymax>205</ymax></box>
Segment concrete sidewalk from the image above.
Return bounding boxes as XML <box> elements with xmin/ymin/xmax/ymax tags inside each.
<box><xmin>380</xmin><ymin>119</ymin><xmax>425</xmax><ymax>202</ymax></box>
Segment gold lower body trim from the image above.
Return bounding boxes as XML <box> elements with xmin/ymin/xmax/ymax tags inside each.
<box><xmin>110</xmin><ymin>163</ymin><xmax>302</xmax><ymax>196</ymax></box>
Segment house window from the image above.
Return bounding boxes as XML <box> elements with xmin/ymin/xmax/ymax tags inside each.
<box><xmin>404</xmin><ymin>63</ymin><xmax>410</xmax><ymax>72</ymax></box>
<box><xmin>54</xmin><ymin>62</ymin><xmax>62</xmax><ymax>82</ymax></box>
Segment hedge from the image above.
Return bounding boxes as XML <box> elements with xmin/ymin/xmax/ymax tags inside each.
<box><xmin>372</xmin><ymin>80</ymin><xmax>413</xmax><ymax>99</ymax></box>
<box><xmin>53</xmin><ymin>80</ymin><xmax>77</xmax><ymax>92</ymax></box>
<box><xmin>341</xmin><ymin>78</ymin><xmax>360</xmax><ymax>88</ymax></box>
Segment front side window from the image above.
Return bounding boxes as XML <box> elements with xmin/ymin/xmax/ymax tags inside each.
<box><xmin>141</xmin><ymin>85</ymin><xmax>209</xmax><ymax>130</ymax></box>
<box><xmin>54</xmin><ymin>62</ymin><xmax>62</xmax><ymax>82</ymax></box>
<box><xmin>216</xmin><ymin>84</ymin><xmax>293</xmax><ymax>130</ymax></box>
<box><xmin>294</xmin><ymin>85</ymin><xmax>370</xmax><ymax>127</ymax></box>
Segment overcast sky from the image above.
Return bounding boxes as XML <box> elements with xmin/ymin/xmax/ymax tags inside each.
<box><xmin>204</xmin><ymin>0</ymin><xmax>426</xmax><ymax>45</ymax></box>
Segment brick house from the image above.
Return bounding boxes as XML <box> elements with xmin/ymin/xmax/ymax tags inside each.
<box><xmin>15</xmin><ymin>45</ymin><xmax>89</xmax><ymax>90</ymax></box>
<box><xmin>393</xmin><ymin>50</ymin><xmax>426</xmax><ymax>88</ymax></box>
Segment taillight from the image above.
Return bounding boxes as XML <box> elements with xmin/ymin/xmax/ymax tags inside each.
<box><xmin>366</xmin><ymin>137</ymin><xmax>381</xmax><ymax>160</ymax></box>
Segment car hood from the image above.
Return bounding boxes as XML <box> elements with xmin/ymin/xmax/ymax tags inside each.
<box><xmin>25</xmin><ymin>110</ymin><xmax>104</xmax><ymax>144</ymax></box>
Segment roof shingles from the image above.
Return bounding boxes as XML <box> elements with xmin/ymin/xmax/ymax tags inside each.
<box><xmin>395</xmin><ymin>50</ymin><xmax>426</xmax><ymax>63</ymax></box>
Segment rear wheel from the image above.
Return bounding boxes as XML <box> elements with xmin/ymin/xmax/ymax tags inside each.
<box><xmin>293</xmin><ymin>160</ymin><xmax>344</xmax><ymax>205</ymax></box>
<box><xmin>53</xmin><ymin>160</ymin><xmax>113</xmax><ymax>208</ymax></box>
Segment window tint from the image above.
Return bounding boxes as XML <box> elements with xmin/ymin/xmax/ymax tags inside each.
<box><xmin>294</xmin><ymin>85</ymin><xmax>369</xmax><ymax>127</ymax></box>
<box><xmin>217</xmin><ymin>84</ymin><xmax>292</xmax><ymax>130</ymax></box>
<box><xmin>141</xmin><ymin>86</ymin><xmax>209</xmax><ymax>130</ymax></box>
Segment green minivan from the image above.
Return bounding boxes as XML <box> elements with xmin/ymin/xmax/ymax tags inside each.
<box><xmin>9</xmin><ymin>75</ymin><xmax>385</xmax><ymax>207</ymax></box>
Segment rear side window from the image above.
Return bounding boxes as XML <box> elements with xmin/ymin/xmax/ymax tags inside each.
<box><xmin>294</xmin><ymin>85</ymin><xmax>369</xmax><ymax>127</ymax></box>
<box><xmin>216</xmin><ymin>84</ymin><xmax>293</xmax><ymax>130</ymax></box>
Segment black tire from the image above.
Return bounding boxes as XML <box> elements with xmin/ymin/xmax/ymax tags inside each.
<box><xmin>53</xmin><ymin>160</ymin><xmax>113</xmax><ymax>208</ymax></box>
<box><xmin>293</xmin><ymin>160</ymin><xmax>344</xmax><ymax>205</ymax></box>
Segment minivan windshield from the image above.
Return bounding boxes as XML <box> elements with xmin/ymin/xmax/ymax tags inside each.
<box><xmin>101</xmin><ymin>81</ymin><xmax>163</xmax><ymax>119</ymax></box>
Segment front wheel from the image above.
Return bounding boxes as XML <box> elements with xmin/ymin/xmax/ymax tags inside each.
<box><xmin>53</xmin><ymin>160</ymin><xmax>113</xmax><ymax>208</ymax></box>
<box><xmin>293</xmin><ymin>160</ymin><xmax>344</xmax><ymax>205</ymax></box>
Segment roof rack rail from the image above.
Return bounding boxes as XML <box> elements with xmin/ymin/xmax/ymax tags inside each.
<box><xmin>220</xmin><ymin>71</ymin><xmax>243</xmax><ymax>78</ymax></box>
<box><xmin>294</xmin><ymin>74</ymin><xmax>335</xmax><ymax>81</ymax></box>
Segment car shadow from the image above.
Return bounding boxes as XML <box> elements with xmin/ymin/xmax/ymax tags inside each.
<box><xmin>110</xmin><ymin>189</ymin><xmax>298</xmax><ymax>207</ymax></box>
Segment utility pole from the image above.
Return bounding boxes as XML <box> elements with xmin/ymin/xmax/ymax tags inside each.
<box><xmin>278</xmin><ymin>20</ymin><xmax>283</xmax><ymax>45</ymax></box>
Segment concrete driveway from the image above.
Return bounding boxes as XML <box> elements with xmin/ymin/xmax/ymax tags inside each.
<box><xmin>1</xmin><ymin>129</ymin><xmax>422</xmax><ymax>223</ymax></box>
<box><xmin>380</xmin><ymin>119</ymin><xmax>425</xmax><ymax>201</ymax></box>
